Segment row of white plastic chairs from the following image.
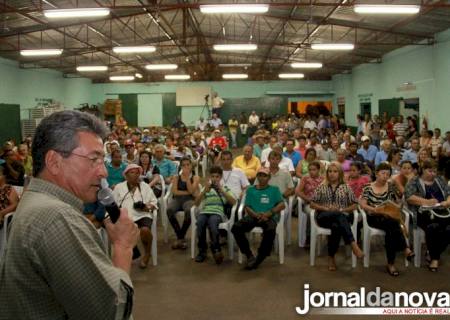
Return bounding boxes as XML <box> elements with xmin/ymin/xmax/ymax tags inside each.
<box><xmin>299</xmin><ymin>197</ymin><xmax>430</xmax><ymax>268</ymax></box>
<box><xmin>0</xmin><ymin>182</ymin><xmax>430</xmax><ymax>270</ymax></box>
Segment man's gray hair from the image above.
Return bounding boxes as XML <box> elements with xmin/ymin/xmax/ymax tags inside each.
<box><xmin>32</xmin><ymin>110</ymin><xmax>109</xmax><ymax>177</ymax></box>
<box><xmin>154</xmin><ymin>144</ymin><xmax>166</xmax><ymax>151</ymax></box>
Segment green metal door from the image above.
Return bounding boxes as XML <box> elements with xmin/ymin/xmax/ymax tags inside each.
<box><xmin>0</xmin><ymin>104</ymin><xmax>21</xmax><ymax>144</ymax></box>
<box><xmin>119</xmin><ymin>94</ymin><xmax>138</xmax><ymax>127</ymax></box>
<box><xmin>162</xmin><ymin>93</ymin><xmax>180</xmax><ymax>127</ymax></box>
<box><xmin>379</xmin><ymin>98</ymin><xmax>401</xmax><ymax>119</ymax></box>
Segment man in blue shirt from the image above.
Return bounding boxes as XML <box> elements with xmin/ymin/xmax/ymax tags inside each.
<box><xmin>357</xmin><ymin>136</ymin><xmax>378</xmax><ymax>164</ymax></box>
<box><xmin>106</xmin><ymin>150</ymin><xmax>127</xmax><ymax>188</ymax></box>
<box><xmin>375</xmin><ymin>139</ymin><xmax>393</xmax><ymax>166</ymax></box>
<box><xmin>402</xmin><ymin>138</ymin><xmax>420</xmax><ymax>163</ymax></box>
<box><xmin>232</xmin><ymin>167</ymin><xmax>285</xmax><ymax>270</ymax></box>
<box><xmin>152</xmin><ymin>144</ymin><xmax>177</xmax><ymax>184</ymax></box>
<box><xmin>283</xmin><ymin>138</ymin><xmax>302</xmax><ymax>167</ymax></box>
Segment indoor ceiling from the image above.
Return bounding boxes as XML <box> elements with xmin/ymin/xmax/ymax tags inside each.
<box><xmin>0</xmin><ymin>0</ymin><xmax>449</xmax><ymax>82</ymax></box>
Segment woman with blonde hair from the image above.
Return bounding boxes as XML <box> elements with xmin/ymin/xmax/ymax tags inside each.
<box><xmin>418</xmin><ymin>147</ymin><xmax>432</xmax><ymax>168</ymax></box>
<box><xmin>310</xmin><ymin>162</ymin><xmax>364</xmax><ymax>271</ymax></box>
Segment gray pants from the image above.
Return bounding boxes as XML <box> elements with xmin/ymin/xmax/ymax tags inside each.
<box><xmin>167</xmin><ymin>196</ymin><xmax>194</xmax><ymax>240</ymax></box>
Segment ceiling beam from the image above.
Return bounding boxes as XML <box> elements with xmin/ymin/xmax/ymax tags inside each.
<box><xmin>262</xmin><ymin>14</ymin><xmax>435</xmax><ymax>40</ymax></box>
<box><xmin>260</xmin><ymin>0</ymin><xmax>302</xmax><ymax>70</ymax></box>
<box><xmin>0</xmin><ymin>2</ymin><xmax>146</xmax><ymax>74</ymax></box>
<box><xmin>2</xmin><ymin>2</ymin><xmax>449</xmax><ymax>14</ymax></box>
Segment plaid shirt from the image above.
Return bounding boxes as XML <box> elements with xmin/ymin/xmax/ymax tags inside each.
<box><xmin>0</xmin><ymin>178</ymin><xmax>133</xmax><ymax>319</ymax></box>
<box><xmin>312</xmin><ymin>183</ymin><xmax>357</xmax><ymax>209</ymax></box>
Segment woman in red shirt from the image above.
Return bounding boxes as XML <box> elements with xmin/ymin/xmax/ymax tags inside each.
<box><xmin>346</xmin><ymin>161</ymin><xmax>371</xmax><ymax>199</ymax></box>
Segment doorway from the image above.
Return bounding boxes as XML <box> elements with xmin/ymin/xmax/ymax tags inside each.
<box><xmin>360</xmin><ymin>103</ymin><xmax>371</xmax><ymax>118</ymax></box>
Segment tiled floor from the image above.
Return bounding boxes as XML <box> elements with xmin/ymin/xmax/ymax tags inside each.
<box><xmin>131</xmin><ymin>221</ymin><xmax>449</xmax><ymax>320</ymax></box>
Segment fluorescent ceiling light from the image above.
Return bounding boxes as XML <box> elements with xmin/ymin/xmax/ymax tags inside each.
<box><xmin>222</xmin><ymin>74</ymin><xmax>248</xmax><ymax>79</ymax></box>
<box><xmin>110</xmin><ymin>75</ymin><xmax>135</xmax><ymax>81</ymax></box>
<box><xmin>291</xmin><ymin>62</ymin><xmax>323</xmax><ymax>69</ymax></box>
<box><xmin>354</xmin><ymin>5</ymin><xmax>420</xmax><ymax>14</ymax></box>
<box><xmin>135</xmin><ymin>73</ymin><xmax>143</xmax><ymax>79</ymax></box>
<box><xmin>76</xmin><ymin>65</ymin><xmax>108</xmax><ymax>72</ymax></box>
<box><xmin>20</xmin><ymin>49</ymin><xmax>63</xmax><ymax>56</ymax></box>
<box><xmin>311</xmin><ymin>43</ymin><xmax>354</xmax><ymax>50</ymax></box>
<box><xmin>279</xmin><ymin>73</ymin><xmax>304</xmax><ymax>79</ymax></box>
<box><xmin>200</xmin><ymin>4</ymin><xmax>269</xmax><ymax>14</ymax></box>
<box><xmin>213</xmin><ymin>44</ymin><xmax>257</xmax><ymax>51</ymax></box>
<box><xmin>112</xmin><ymin>46</ymin><xmax>156</xmax><ymax>54</ymax></box>
<box><xmin>218</xmin><ymin>63</ymin><xmax>252</xmax><ymax>67</ymax></box>
<box><xmin>145</xmin><ymin>64</ymin><xmax>178</xmax><ymax>70</ymax></box>
<box><xmin>44</xmin><ymin>8</ymin><xmax>110</xmax><ymax>18</ymax></box>
<box><xmin>165</xmin><ymin>74</ymin><xmax>190</xmax><ymax>80</ymax></box>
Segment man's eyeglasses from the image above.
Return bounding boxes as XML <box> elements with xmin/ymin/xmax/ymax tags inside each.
<box><xmin>70</xmin><ymin>152</ymin><xmax>105</xmax><ymax>168</ymax></box>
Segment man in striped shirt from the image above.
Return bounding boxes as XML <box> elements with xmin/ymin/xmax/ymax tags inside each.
<box><xmin>393</xmin><ymin>115</ymin><xmax>408</xmax><ymax>137</ymax></box>
<box><xmin>194</xmin><ymin>166</ymin><xmax>236</xmax><ymax>264</ymax></box>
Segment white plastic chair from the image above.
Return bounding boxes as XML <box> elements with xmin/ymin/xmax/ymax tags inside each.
<box><xmin>157</xmin><ymin>179</ymin><xmax>169</xmax><ymax>243</ymax></box>
<box><xmin>285</xmin><ymin>195</ymin><xmax>295</xmax><ymax>245</ymax></box>
<box><xmin>162</xmin><ymin>183</ymin><xmax>192</xmax><ymax>244</ymax></box>
<box><xmin>297</xmin><ymin>196</ymin><xmax>311</xmax><ymax>248</ymax></box>
<box><xmin>190</xmin><ymin>202</ymin><xmax>238</xmax><ymax>260</ymax></box>
<box><xmin>237</xmin><ymin>196</ymin><xmax>286</xmax><ymax>265</ymax></box>
<box><xmin>309</xmin><ymin>209</ymin><xmax>358</xmax><ymax>267</ymax></box>
<box><xmin>150</xmin><ymin>210</ymin><xmax>158</xmax><ymax>266</ymax></box>
<box><xmin>403</xmin><ymin>207</ymin><xmax>425</xmax><ymax>267</ymax></box>
<box><xmin>162</xmin><ymin>183</ymin><xmax>173</xmax><ymax>243</ymax></box>
<box><xmin>359</xmin><ymin>207</ymin><xmax>408</xmax><ymax>268</ymax></box>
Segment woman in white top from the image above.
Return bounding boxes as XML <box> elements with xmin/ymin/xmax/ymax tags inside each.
<box><xmin>113</xmin><ymin>164</ymin><xmax>158</xmax><ymax>268</ymax></box>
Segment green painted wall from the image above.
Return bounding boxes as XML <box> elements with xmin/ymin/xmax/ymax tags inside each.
<box><xmin>91</xmin><ymin>80</ymin><xmax>334</xmax><ymax>125</ymax></box>
<box><xmin>138</xmin><ymin>94</ymin><xmax>163</xmax><ymax>127</ymax></box>
<box><xmin>1</xmin><ymin>27</ymin><xmax>449</xmax><ymax>133</ymax></box>
<box><xmin>333</xmin><ymin>28</ymin><xmax>450</xmax><ymax>131</ymax></box>
<box><xmin>90</xmin><ymin>80</ymin><xmax>333</xmax><ymax>103</ymax></box>
<box><xmin>0</xmin><ymin>57</ymin><xmax>93</xmax><ymax>119</ymax></box>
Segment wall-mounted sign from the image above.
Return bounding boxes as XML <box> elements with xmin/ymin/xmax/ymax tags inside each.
<box><xmin>358</xmin><ymin>93</ymin><xmax>372</xmax><ymax>103</ymax></box>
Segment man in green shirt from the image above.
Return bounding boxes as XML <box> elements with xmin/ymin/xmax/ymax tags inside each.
<box><xmin>232</xmin><ymin>167</ymin><xmax>285</xmax><ymax>270</ymax></box>
<box><xmin>194</xmin><ymin>166</ymin><xmax>236</xmax><ymax>264</ymax></box>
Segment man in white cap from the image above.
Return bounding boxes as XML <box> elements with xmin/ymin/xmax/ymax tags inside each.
<box><xmin>357</xmin><ymin>135</ymin><xmax>378</xmax><ymax>164</ymax></box>
<box><xmin>113</xmin><ymin>164</ymin><xmax>158</xmax><ymax>268</ymax></box>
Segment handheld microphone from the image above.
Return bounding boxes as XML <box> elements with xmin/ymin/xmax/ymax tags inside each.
<box><xmin>98</xmin><ymin>179</ymin><xmax>121</xmax><ymax>223</ymax></box>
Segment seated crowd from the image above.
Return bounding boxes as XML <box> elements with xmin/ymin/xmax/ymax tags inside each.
<box><xmin>1</xmin><ymin>111</ymin><xmax>449</xmax><ymax>273</ymax></box>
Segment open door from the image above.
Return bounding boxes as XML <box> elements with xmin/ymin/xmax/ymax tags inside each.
<box><xmin>360</xmin><ymin>103</ymin><xmax>371</xmax><ymax>118</ymax></box>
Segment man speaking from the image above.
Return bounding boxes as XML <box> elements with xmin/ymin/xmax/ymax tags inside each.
<box><xmin>211</xmin><ymin>92</ymin><xmax>225</xmax><ymax>118</ymax></box>
<box><xmin>0</xmin><ymin>111</ymin><xmax>139</xmax><ymax>319</ymax></box>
